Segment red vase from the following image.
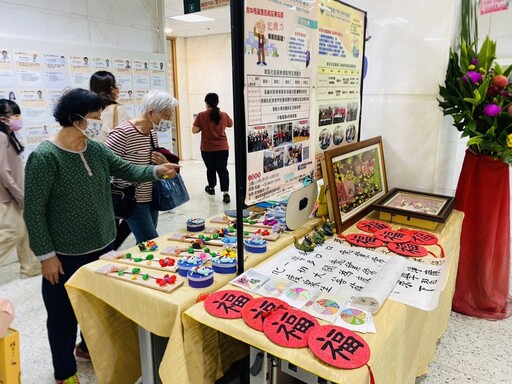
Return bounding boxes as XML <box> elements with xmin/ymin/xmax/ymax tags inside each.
<box><xmin>452</xmin><ymin>149</ymin><xmax>511</xmax><ymax>319</ymax></box>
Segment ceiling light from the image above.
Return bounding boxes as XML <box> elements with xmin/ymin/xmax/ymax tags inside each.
<box><xmin>165</xmin><ymin>28</ymin><xmax>173</xmax><ymax>34</ymax></box>
<box><xmin>169</xmin><ymin>14</ymin><xmax>215</xmax><ymax>23</ymax></box>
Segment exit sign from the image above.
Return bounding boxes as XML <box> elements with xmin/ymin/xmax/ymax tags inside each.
<box><xmin>184</xmin><ymin>0</ymin><xmax>200</xmax><ymax>14</ymax></box>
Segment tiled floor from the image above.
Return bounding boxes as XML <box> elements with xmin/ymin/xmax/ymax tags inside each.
<box><xmin>1</xmin><ymin>160</ymin><xmax>511</xmax><ymax>384</ymax></box>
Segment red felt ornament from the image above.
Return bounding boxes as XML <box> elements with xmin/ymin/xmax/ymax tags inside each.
<box><xmin>204</xmin><ymin>290</ymin><xmax>253</xmax><ymax>319</ymax></box>
<box><xmin>242</xmin><ymin>297</ymin><xmax>290</xmax><ymax>332</ymax></box>
<box><xmin>373</xmin><ymin>229</ymin><xmax>411</xmax><ymax>243</ymax></box>
<box><xmin>357</xmin><ymin>219</ymin><xmax>391</xmax><ymax>233</ymax></box>
<box><xmin>343</xmin><ymin>233</ymin><xmax>384</xmax><ymax>248</ymax></box>
<box><xmin>387</xmin><ymin>242</ymin><xmax>429</xmax><ymax>257</ymax></box>
<box><xmin>263</xmin><ymin>308</ymin><xmax>319</xmax><ymax>348</ymax></box>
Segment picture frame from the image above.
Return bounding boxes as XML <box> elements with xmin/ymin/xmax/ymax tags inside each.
<box><xmin>323</xmin><ymin>136</ymin><xmax>388</xmax><ymax>231</ymax></box>
<box><xmin>371</xmin><ymin>188</ymin><xmax>456</xmax><ymax>223</ymax></box>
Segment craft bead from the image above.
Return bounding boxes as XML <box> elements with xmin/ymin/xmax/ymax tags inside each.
<box><xmin>204</xmin><ymin>247</ymin><xmax>210</xmax><ymax>253</ymax></box>
<box><xmin>142</xmin><ymin>274</ymin><xmax>149</xmax><ymax>280</ymax></box>
<box><xmin>146</xmin><ymin>254</ymin><xmax>154</xmax><ymax>260</ymax></box>
<box><xmin>125</xmin><ymin>253</ymin><xmax>132</xmax><ymax>259</ymax></box>
<box><xmin>118</xmin><ymin>270</ymin><xmax>125</xmax><ymax>276</ymax></box>
<box><xmin>132</xmin><ymin>268</ymin><xmax>141</xmax><ymax>274</ymax></box>
<box><xmin>212</xmin><ymin>233</ymin><xmax>219</xmax><ymax>239</ymax></box>
<box><xmin>134</xmin><ymin>257</ymin><xmax>143</xmax><ymax>262</ymax></box>
<box><xmin>188</xmin><ymin>247</ymin><xmax>195</xmax><ymax>253</ymax></box>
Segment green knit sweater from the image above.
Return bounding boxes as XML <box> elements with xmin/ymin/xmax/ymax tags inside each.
<box><xmin>24</xmin><ymin>140</ymin><xmax>157</xmax><ymax>259</ymax></box>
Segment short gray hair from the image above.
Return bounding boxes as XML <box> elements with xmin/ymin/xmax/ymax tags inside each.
<box><xmin>141</xmin><ymin>90</ymin><xmax>178</xmax><ymax>114</ymax></box>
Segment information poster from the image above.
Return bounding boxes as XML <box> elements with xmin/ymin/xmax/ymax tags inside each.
<box><xmin>43</xmin><ymin>54</ymin><xmax>68</xmax><ymax>89</ymax></box>
<box><xmin>0</xmin><ymin>48</ymin><xmax>15</xmax><ymax>87</ymax></box>
<box><xmin>69</xmin><ymin>55</ymin><xmax>92</xmax><ymax>88</ymax></box>
<box><xmin>149</xmin><ymin>60</ymin><xmax>166</xmax><ymax>89</ymax></box>
<box><xmin>14</xmin><ymin>50</ymin><xmax>43</xmax><ymax>87</ymax></box>
<box><xmin>244</xmin><ymin>0</ymin><xmax>366</xmax><ymax>204</ymax></box>
<box><xmin>244</xmin><ymin>0</ymin><xmax>317</xmax><ymax>205</ymax></box>
<box><xmin>315</xmin><ymin>2</ymin><xmax>365</xmax><ymax>177</ymax></box>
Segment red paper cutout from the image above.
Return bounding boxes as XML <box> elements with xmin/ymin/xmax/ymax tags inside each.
<box><xmin>357</xmin><ymin>220</ymin><xmax>391</xmax><ymax>233</ymax></box>
<box><xmin>373</xmin><ymin>229</ymin><xmax>411</xmax><ymax>243</ymax></box>
<box><xmin>344</xmin><ymin>233</ymin><xmax>384</xmax><ymax>248</ymax></box>
<box><xmin>264</xmin><ymin>308</ymin><xmax>319</xmax><ymax>348</ymax></box>
<box><xmin>308</xmin><ymin>325</ymin><xmax>371</xmax><ymax>369</ymax></box>
<box><xmin>387</xmin><ymin>242</ymin><xmax>428</xmax><ymax>257</ymax></box>
<box><xmin>242</xmin><ymin>297</ymin><xmax>290</xmax><ymax>332</ymax></box>
<box><xmin>204</xmin><ymin>290</ymin><xmax>253</xmax><ymax>319</ymax></box>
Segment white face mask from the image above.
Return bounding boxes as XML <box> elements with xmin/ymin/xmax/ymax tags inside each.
<box><xmin>152</xmin><ymin>112</ymin><xmax>172</xmax><ymax>132</ymax></box>
<box><xmin>75</xmin><ymin>118</ymin><xmax>103</xmax><ymax>139</ymax></box>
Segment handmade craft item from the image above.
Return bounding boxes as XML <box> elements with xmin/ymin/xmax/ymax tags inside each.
<box><xmin>204</xmin><ymin>289</ymin><xmax>254</xmax><ymax>319</ymax></box>
<box><xmin>211</xmin><ymin>255</ymin><xmax>237</xmax><ymax>274</ymax></box>
<box><xmin>241</xmin><ymin>297</ymin><xmax>289</xmax><ymax>331</ymax></box>
<box><xmin>357</xmin><ymin>219</ymin><xmax>391</xmax><ymax>233</ymax></box>
<box><xmin>187</xmin><ymin>266</ymin><xmax>214</xmax><ymax>288</ymax></box>
<box><xmin>263</xmin><ymin>307</ymin><xmax>319</xmax><ymax>348</ymax></box>
<box><xmin>177</xmin><ymin>255</ymin><xmax>204</xmax><ymax>277</ymax></box>
<box><xmin>137</xmin><ymin>240</ymin><xmax>158</xmax><ymax>252</ymax></box>
<box><xmin>186</xmin><ymin>218</ymin><xmax>205</xmax><ymax>232</ymax></box>
<box><xmin>293</xmin><ymin>235</ymin><xmax>315</xmax><ymax>252</ymax></box>
<box><xmin>244</xmin><ymin>236</ymin><xmax>268</xmax><ymax>253</ymax></box>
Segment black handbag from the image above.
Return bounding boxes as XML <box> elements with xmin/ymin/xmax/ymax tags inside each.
<box><xmin>151</xmin><ymin>174</ymin><xmax>190</xmax><ymax>211</ymax></box>
<box><xmin>111</xmin><ymin>184</ymin><xmax>136</xmax><ymax>219</ymax></box>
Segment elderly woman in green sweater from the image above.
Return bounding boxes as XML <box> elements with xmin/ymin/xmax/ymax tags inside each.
<box><xmin>23</xmin><ymin>88</ymin><xmax>180</xmax><ymax>384</ymax></box>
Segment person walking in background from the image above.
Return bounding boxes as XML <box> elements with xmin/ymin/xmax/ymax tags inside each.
<box><xmin>192</xmin><ymin>92</ymin><xmax>233</xmax><ymax>203</ymax></box>
<box><xmin>90</xmin><ymin>70</ymin><xmax>131</xmax><ymax>249</ymax></box>
<box><xmin>105</xmin><ymin>90</ymin><xmax>178</xmax><ymax>244</ymax></box>
<box><xmin>0</xmin><ymin>99</ymin><xmax>41</xmax><ymax>279</ymax></box>
<box><xmin>23</xmin><ymin>88</ymin><xmax>179</xmax><ymax>384</ymax></box>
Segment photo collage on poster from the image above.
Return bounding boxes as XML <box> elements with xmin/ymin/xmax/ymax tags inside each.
<box><xmin>0</xmin><ymin>47</ymin><xmax>167</xmax><ymax>160</ymax></box>
<box><xmin>244</xmin><ymin>0</ymin><xmax>366</xmax><ymax>204</ymax></box>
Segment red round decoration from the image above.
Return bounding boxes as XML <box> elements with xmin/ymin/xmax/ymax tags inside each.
<box><xmin>197</xmin><ymin>292</ymin><xmax>210</xmax><ymax>302</ymax></box>
<box><xmin>242</xmin><ymin>297</ymin><xmax>290</xmax><ymax>331</ymax></box>
<box><xmin>307</xmin><ymin>325</ymin><xmax>371</xmax><ymax>369</ymax></box>
<box><xmin>387</xmin><ymin>242</ymin><xmax>428</xmax><ymax>257</ymax></box>
<box><xmin>357</xmin><ymin>220</ymin><xmax>391</xmax><ymax>233</ymax></box>
<box><xmin>402</xmin><ymin>230</ymin><xmax>439</xmax><ymax>246</ymax></box>
<box><xmin>373</xmin><ymin>229</ymin><xmax>411</xmax><ymax>243</ymax></box>
<box><xmin>344</xmin><ymin>233</ymin><xmax>383</xmax><ymax>248</ymax></box>
<box><xmin>204</xmin><ymin>290</ymin><xmax>253</xmax><ymax>319</ymax></box>
<box><xmin>263</xmin><ymin>308</ymin><xmax>319</xmax><ymax>348</ymax></box>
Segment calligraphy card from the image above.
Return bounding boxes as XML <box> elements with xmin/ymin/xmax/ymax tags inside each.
<box><xmin>229</xmin><ymin>268</ymin><xmax>270</xmax><ymax>292</ymax></box>
<box><xmin>255</xmin><ymin>277</ymin><xmax>293</xmax><ymax>297</ymax></box>
<box><xmin>333</xmin><ymin>301</ymin><xmax>371</xmax><ymax>333</ymax></box>
<box><xmin>303</xmin><ymin>293</ymin><xmax>346</xmax><ymax>323</ymax></box>
<box><xmin>278</xmin><ymin>283</ymin><xmax>319</xmax><ymax>309</ymax></box>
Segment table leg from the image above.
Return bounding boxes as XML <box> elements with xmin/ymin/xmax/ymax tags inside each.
<box><xmin>138</xmin><ymin>326</ymin><xmax>169</xmax><ymax>384</ymax></box>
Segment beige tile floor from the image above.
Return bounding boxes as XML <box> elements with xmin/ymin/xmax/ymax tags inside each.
<box><xmin>1</xmin><ymin>160</ymin><xmax>511</xmax><ymax>384</ymax></box>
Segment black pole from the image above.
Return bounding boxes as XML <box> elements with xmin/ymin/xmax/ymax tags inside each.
<box><xmin>230</xmin><ymin>0</ymin><xmax>246</xmax><ymax>275</ymax></box>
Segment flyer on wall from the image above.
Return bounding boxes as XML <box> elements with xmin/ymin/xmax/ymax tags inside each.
<box><xmin>17</xmin><ymin>89</ymin><xmax>48</xmax><ymax>125</ymax></box>
<box><xmin>113</xmin><ymin>58</ymin><xmax>134</xmax><ymax>91</ymax></box>
<box><xmin>0</xmin><ymin>48</ymin><xmax>14</xmax><ymax>87</ymax></box>
<box><xmin>92</xmin><ymin>57</ymin><xmax>111</xmax><ymax>70</ymax></box>
<box><xmin>14</xmin><ymin>51</ymin><xmax>43</xmax><ymax>87</ymax></box>
<box><xmin>43</xmin><ymin>54</ymin><xmax>68</xmax><ymax>89</ymax></box>
<box><xmin>132</xmin><ymin>59</ymin><xmax>150</xmax><ymax>90</ymax></box>
<box><xmin>69</xmin><ymin>55</ymin><xmax>92</xmax><ymax>88</ymax></box>
<box><xmin>244</xmin><ymin>0</ymin><xmax>316</xmax><ymax>205</ymax></box>
<box><xmin>314</xmin><ymin>2</ymin><xmax>366</xmax><ymax>177</ymax></box>
<box><xmin>149</xmin><ymin>60</ymin><xmax>166</xmax><ymax>89</ymax></box>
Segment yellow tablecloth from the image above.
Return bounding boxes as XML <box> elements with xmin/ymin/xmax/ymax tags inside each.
<box><xmin>65</xmin><ymin>217</ymin><xmax>322</xmax><ymax>384</ymax></box>
<box><xmin>182</xmin><ymin>210</ymin><xmax>464</xmax><ymax>384</ymax></box>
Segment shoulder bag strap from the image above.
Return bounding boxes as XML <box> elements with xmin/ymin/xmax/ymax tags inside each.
<box><xmin>112</xmin><ymin>104</ymin><xmax>119</xmax><ymax>128</ymax></box>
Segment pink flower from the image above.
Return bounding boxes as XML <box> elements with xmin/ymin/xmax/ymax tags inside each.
<box><xmin>463</xmin><ymin>71</ymin><xmax>482</xmax><ymax>84</ymax></box>
<box><xmin>471</xmin><ymin>58</ymin><xmax>479</xmax><ymax>65</ymax></box>
<box><xmin>493</xmin><ymin>75</ymin><xmax>508</xmax><ymax>88</ymax></box>
<box><xmin>483</xmin><ymin>103</ymin><xmax>501</xmax><ymax>116</ymax></box>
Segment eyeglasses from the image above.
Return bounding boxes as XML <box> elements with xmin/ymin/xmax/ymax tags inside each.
<box><xmin>156</xmin><ymin>111</ymin><xmax>173</xmax><ymax>120</ymax></box>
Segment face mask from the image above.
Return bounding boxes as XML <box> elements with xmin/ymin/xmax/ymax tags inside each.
<box><xmin>9</xmin><ymin>118</ymin><xmax>23</xmax><ymax>132</ymax></box>
<box><xmin>75</xmin><ymin>118</ymin><xmax>103</xmax><ymax>139</ymax></box>
<box><xmin>152</xmin><ymin>113</ymin><xmax>172</xmax><ymax>132</ymax></box>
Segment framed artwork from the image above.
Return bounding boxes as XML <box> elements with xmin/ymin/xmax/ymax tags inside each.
<box><xmin>371</xmin><ymin>188</ymin><xmax>456</xmax><ymax>223</ymax></box>
<box><xmin>323</xmin><ymin>136</ymin><xmax>388</xmax><ymax>231</ymax></box>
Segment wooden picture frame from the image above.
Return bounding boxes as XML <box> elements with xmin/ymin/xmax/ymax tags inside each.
<box><xmin>371</xmin><ymin>188</ymin><xmax>456</xmax><ymax>223</ymax></box>
<box><xmin>323</xmin><ymin>136</ymin><xmax>388</xmax><ymax>231</ymax></box>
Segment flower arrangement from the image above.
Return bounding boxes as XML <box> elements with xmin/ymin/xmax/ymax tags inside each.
<box><xmin>438</xmin><ymin>37</ymin><xmax>512</xmax><ymax>164</ymax></box>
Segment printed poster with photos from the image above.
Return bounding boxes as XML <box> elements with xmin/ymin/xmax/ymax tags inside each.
<box><xmin>314</xmin><ymin>1</ymin><xmax>366</xmax><ymax>178</ymax></box>
<box><xmin>244</xmin><ymin>0</ymin><xmax>316</xmax><ymax>205</ymax></box>
<box><xmin>244</xmin><ymin>0</ymin><xmax>366</xmax><ymax>204</ymax></box>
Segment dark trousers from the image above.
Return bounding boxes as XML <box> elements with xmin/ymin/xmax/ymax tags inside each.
<box><xmin>201</xmin><ymin>150</ymin><xmax>229</xmax><ymax>192</ymax></box>
<box><xmin>114</xmin><ymin>219</ymin><xmax>132</xmax><ymax>250</ymax></box>
<box><xmin>42</xmin><ymin>244</ymin><xmax>114</xmax><ymax>380</ymax></box>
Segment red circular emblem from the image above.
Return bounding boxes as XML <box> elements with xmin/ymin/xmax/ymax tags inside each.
<box><xmin>264</xmin><ymin>308</ymin><xmax>319</xmax><ymax>348</ymax></box>
<box><xmin>204</xmin><ymin>290</ymin><xmax>253</xmax><ymax>319</ymax></box>
<box><xmin>373</xmin><ymin>229</ymin><xmax>411</xmax><ymax>243</ymax></box>
<box><xmin>344</xmin><ymin>233</ymin><xmax>383</xmax><ymax>248</ymax></box>
<box><xmin>357</xmin><ymin>220</ymin><xmax>391</xmax><ymax>233</ymax></box>
<box><xmin>387</xmin><ymin>242</ymin><xmax>428</xmax><ymax>257</ymax></box>
<box><xmin>403</xmin><ymin>230</ymin><xmax>439</xmax><ymax>246</ymax></box>
<box><xmin>242</xmin><ymin>297</ymin><xmax>290</xmax><ymax>331</ymax></box>
<box><xmin>308</xmin><ymin>325</ymin><xmax>371</xmax><ymax>369</ymax></box>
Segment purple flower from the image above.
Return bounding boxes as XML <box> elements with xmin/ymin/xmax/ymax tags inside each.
<box><xmin>471</xmin><ymin>58</ymin><xmax>478</xmax><ymax>65</ymax></box>
<box><xmin>483</xmin><ymin>103</ymin><xmax>502</xmax><ymax>116</ymax></box>
<box><xmin>463</xmin><ymin>71</ymin><xmax>482</xmax><ymax>84</ymax></box>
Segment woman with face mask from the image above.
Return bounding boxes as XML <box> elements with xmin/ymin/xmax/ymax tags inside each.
<box><xmin>0</xmin><ymin>99</ymin><xmax>41</xmax><ymax>278</ymax></box>
<box><xmin>105</xmin><ymin>89</ymin><xmax>178</xmax><ymax>244</ymax></box>
<box><xmin>23</xmin><ymin>88</ymin><xmax>180</xmax><ymax>384</ymax></box>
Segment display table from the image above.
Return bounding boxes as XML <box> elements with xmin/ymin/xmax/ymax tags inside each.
<box><xmin>65</xmin><ymin>217</ymin><xmax>322</xmax><ymax>384</ymax></box>
<box><xmin>182</xmin><ymin>210</ymin><xmax>464</xmax><ymax>384</ymax></box>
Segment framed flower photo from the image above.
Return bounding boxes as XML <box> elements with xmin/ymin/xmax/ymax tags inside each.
<box><xmin>371</xmin><ymin>188</ymin><xmax>456</xmax><ymax>223</ymax></box>
<box><xmin>323</xmin><ymin>136</ymin><xmax>388</xmax><ymax>231</ymax></box>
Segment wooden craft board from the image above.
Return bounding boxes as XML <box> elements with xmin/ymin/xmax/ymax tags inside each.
<box><xmin>104</xmin><ymin>270</ymin><xmax>184</xmax><ymax>293</ymax></box>
<box><xmin>113</xmin><ymin>257</ymin><xmax>178</xmax><ymax>273</ymax></box>
<box><xmin>203</xmin><ymin>227</ymin><xmax>281</xmax><ymax>241</ymax></box>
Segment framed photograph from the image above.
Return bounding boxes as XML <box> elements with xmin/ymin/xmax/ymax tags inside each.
<box><xmin>371</xmin><ymin>188</ymin><xmax>456</xmax><ymax>223</ymax></box>
<box><xmin>323</xmin><ymin>136</ymin><xmax>388</xmax><ymax>231</ymax></box>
